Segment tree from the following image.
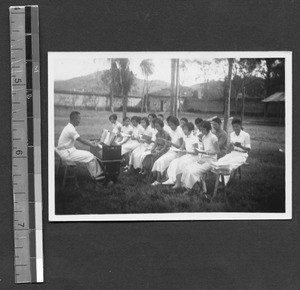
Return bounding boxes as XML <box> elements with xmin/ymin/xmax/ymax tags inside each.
<box><xmin>170</xmin><ymin>59</ymin><xmax>179</xmax><ymax>116</ymax></box>
<box><xmin>114</xmin><ymin>58</ymin><xmax>135</xmax><ymax>119</ymax></box>
<box><xmin>223</xmin><ymin>58</ymin><xmax>233</xmax><ymax>133</ymax></box>
<box><xmin>231</xmin><ymin>58</ymin><xmax>261</xmax><ymax>115</ymax></box>
<box><xmin>175</xmin><ymin>59</ymin><xmax>180</xmax><ymax>117</ymax></box>
<box><xmin>140</xmin><ymin>59</ymin><xmax>154</xmax><ymax>112</ymax></box>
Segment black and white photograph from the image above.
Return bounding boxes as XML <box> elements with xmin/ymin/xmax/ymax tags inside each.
<box><xmin>48</xmin><ymin>51</ymin><xmax>292</xmax><ymax>221</ymax></box>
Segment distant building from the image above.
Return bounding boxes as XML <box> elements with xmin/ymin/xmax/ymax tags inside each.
<box><xmin>147</xmin><ymin>87</ymin><xmax>193</xmax><ymax>112</ymax></box>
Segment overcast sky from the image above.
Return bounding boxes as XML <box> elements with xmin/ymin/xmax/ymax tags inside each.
<box><xmin>51</xmin><ymin>53</ymin><xmax>228</xmax><ymax>86</ymax></box>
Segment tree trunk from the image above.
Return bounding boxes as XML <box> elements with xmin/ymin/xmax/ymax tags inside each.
<box><xmin>175</xmin><ymin>59</ymin><xmax>180</xmax><ymax>117</ymax></box>
<box><xmin>145</xmin><ymin>75</ymin><xmax>149</xmax><ymax>113</ymax></box>
<box><xmin>241</xmin><ymin>86</ymin><xmax>245</xmax><ymax>125</ymax></box>
<box><xmin>141</xmin><ymin>79</ymin><xmax>146</xmax><ymax>112</ymax></box>
<box><xmin>235</xmin><ymin>90</ymin><xmax>238</xmax><ymax>116</ymax></box>
<box><xmin>109</xmin><ymin>87</ymin><xmax>114</xmax><ymax>112</ymax></box>
<box><xmin>170</xmin><ymin>59</ymin><xmax>176</xmax><ymax>116</ymax></box>
<box><xmin>122</xmin><ymin>93</ymin><xmax>127</xmax><ymax>119</ymax></box>
<box><xmin>223</xmin><ymin>58</ymin><xmax>233</xmax><ymax>133</ymax></box>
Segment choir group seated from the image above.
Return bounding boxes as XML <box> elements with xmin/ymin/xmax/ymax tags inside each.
<box><xmin>57</xmin><ymin>111</ymin><xmax>251</xmax><ymax>195</ymax></box>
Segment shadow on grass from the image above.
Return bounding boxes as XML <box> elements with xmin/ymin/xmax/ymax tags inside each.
<box><xmin>55</xmin><ymin>147</ymin><xmax>285</xmax><ymax>215</ymax></box>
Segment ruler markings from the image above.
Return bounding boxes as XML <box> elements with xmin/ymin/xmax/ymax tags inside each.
<box><xmin>10</xmin><ymin>5</ymin><xmax>43</xmax><ymax>284</ymax></box>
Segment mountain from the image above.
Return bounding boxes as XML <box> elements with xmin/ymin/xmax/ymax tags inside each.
<box><xmin>54</xmin><ymin>71</ymin><xmax>171</xmax><ymax>97</ymax></box>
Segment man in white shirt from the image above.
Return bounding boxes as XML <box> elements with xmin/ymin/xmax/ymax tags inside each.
<box><xmin>57</xmin><ymin>111</ymin><xmax>103</xmax><ymax>180</ymax></box>
<box><xmin>211</xmin><ymin>118</ymin><xmax>251</xmax><ymax>185</ymax></box>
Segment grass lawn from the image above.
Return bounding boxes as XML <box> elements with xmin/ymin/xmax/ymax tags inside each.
<box><xmin>54</xmin><ymin>107</ymin><xmax>286</xmax><ymax>215</ymax></box>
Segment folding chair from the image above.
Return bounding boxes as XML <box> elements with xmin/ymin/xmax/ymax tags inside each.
<box><xmin>55</xmin><ymin>149</ymin><xmax>78</xmax><ymax>190</ymax></box>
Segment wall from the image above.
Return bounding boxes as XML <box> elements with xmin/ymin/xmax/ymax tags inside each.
<box><xmin>54</xmin><ymin>93</ymin><xmax>140</xmax><ymax>110</ymax></box>
<box><xmin>183</xmin><ymin>98</ymin><xmax>267</xmax><ymax>116</ymax></box>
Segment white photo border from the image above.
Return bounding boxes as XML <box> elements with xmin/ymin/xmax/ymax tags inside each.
<box><xmin>48</xmin><ymin>51</ymin><xmax>292</xmax><ymax>221</ymax></box>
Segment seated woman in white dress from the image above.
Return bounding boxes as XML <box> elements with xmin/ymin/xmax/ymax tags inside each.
<box><xmin>162</xmin><ymin>122</ymin><xmax>200</xmax><ymax>188</ymax></box>
<box><xmin>56</xmin><ymin>111</ymin><xmax>103</xmax><ymax>180</ymax></box>
<box><xmin>180</xmin><ymin>121</ymin><xmax>220</xmax><ymax>193</ymax></box>
<box><xmin>121</xmin><ymin>116</ymin><xmax>145</xmax><ymax>167</ymax></box>
<box><xmin>138</xmin><ymin>118</ymin><xmax>158</xmax><ymax>175</ymax></box>
<box><xmin>109</xmin><ymin>113</ymin><xmax>122</xmax><ymax>134</ymax></box>
<box><xmin>116</xmin><ymin>116</ymin><xmax>133</xmax><ymax>147</ymax></box>
<box><xmin>127</xmin><ymin>117</ymin><xmax>153</xmax><ymax>172</ymax></box>
<box><xmin>211</xmin><ymin>118</ymin><xmax>251</xmax><ymax>185</ymax></box>
<box><xmin>151</xmin><ymin>116</ymin><xmax>184</xmax><ymax>185</ymax></box>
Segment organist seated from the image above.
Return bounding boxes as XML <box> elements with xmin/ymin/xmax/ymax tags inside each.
<box><xmin>56</xmin><ymin>111</ymin><xmax>103</xmax><ymax>180</ymax></box>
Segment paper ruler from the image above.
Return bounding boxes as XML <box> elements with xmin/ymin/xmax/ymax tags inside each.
<box><xmin>10</xmin><ymin>5</ymin><xmax>43</xmax><ymax>283</ymax></box>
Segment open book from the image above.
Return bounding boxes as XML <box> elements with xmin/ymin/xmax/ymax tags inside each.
<box><xmin>195</xmin><ymin>148</ymin><xmax>207</xmax><ymax>154</ymax></box>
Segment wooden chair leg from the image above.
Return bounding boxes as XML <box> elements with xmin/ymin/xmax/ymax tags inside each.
<box><xmin>220</xmin><ymin>174</ymin><xmax>226</xmax><ymax>195</ymax></box>
<box><xmin>62</xmin><ymin>165</ymin><xmax>68</xmax><ymax>190</ymax></box>
<box><xmin>73</xmin><ymin>166</ymin><xmax>79</xmax><ymax>188</ymax></box>
<box><xmin>213</xmin><ymin>173</ymin><xmax>220</xmax><ymax>198</ymax></box>
<box><xmin>233</xmin><ymin>169</ymin><xmax>237</xmax><ymax>179</ymax></box>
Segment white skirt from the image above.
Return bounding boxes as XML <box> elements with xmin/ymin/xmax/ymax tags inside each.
<box><xmin>56</xmin><ymin>147</ymin><xmax>102</xmax><ymax>178</ymax></box>
<box><xmin>121</xmin><ymin>140</ymin><xmax>140</xmax><ymax>155</ymax></box>
<box><xmin>181</xmin><ymin>156</ymin><xmax>216</xmax><ymax>189</ymax></box>
<box><xmin>151</xmin><ymin>150</ymin><xmax>181</xmax><ymax>173</ymax></box>
<box><xmin>167</xmin><ymin>154</ymin><xmax>199</xmax><ymax>183</ymax></box>
<box><xmin>129</xmin><ymin>143</ymin><xmax>150</xmax><ymax>169</ymax></box>
<box><xmin>214</xmin><ymin>151</ymin><xmax>248</xmax><ymax>171</ymax></box>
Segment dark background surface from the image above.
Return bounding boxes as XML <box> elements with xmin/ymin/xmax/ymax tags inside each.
<box><xmin>0</xmin><ymin>0</ymin><xmax>299</xmax><ymax>289</ymax></box>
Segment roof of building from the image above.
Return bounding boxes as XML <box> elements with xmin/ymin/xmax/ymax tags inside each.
<box><xmin>262</xmin><ymin>92</ymin><xmax>285</xmax><ymax>102</ymax></box>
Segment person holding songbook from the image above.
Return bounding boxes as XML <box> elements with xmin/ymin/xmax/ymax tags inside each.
<box><xmin>56</xmin><ymin>111</ymin><xmax>103</xmax><ymax>180</ymax></box>
<box><xmin>109</xmin><ymin>113</ymin><xmax>122</xmax><ymax>134</ymax></box>
<box><xmin>150</xmin><ymin>116</ymin><xmax>184</xmax><ymax>185</ymax></box>
<box><xmin>121</xmin><ymin>116</ymin><xmax>145</xmax><ymax>169</ymax></box>
<box><xmin>180</xmin><ymin>121</ymin><xmax>219</xmax><ymax>192</ymax></box>
<box><xmin>116</xmin><ymin>117</ymin><xmax>133</xmax><ymax>147</ymax></box>
<box><xmin>142</xmin><ymin>119</ymin><xmax>171</xmax><ymax>175</ymax></box>
<box><xmin>210</xmin><ymin>118</ymin><xmax>250</xmax><ymax>185</ymax></box>
<box><xmin>162</xmin><ymin>122</ymin><xmax>199</xmax><ymax>188</ymax></box>
<box><xmin>127</xmin><ymin>117</ymin><xmax>153</xmax><ymax>172</ymax></box>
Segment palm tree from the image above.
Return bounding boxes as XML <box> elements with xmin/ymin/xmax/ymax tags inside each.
<box><xmin>140</xmin><ymin>59</ymin><xmax>154</xmax><ymax>112</ymax></box>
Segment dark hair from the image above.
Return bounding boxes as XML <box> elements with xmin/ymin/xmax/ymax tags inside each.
<box><xmin>151</xmin><ymin>118</ymin><xmax>157</xmax><ymax>126</ymax></box>
<box><xmin>136</xmin><ymin>116</ymin><xmax>141</xmax><ymax>123</ymax></box>
<box><xmin>158</xmin><ymin>114</ymin><xmax>164</xmax><ymax>119</ymax></box>
<box><xmin>109</xmin><ymin>114</ymin><xmax>117</xmax><ymax>121</ymax></box>
<box><xmin>148</xmin><ymin>113</ymin><xmax>157</xmax><ymax>119</ymax></box>
<box><xmin>123</xmin><ymin>117</ymin><xmax>130</xmax><ymax>122</ymax></box>
<box><xmin>154</xmin><ymin>118</ymin><xmax>164</xmax><ymax>128</ymax></box>
<box><xmin>183</xmin><ymin>122</ymin><xmax>195</xmax><ymax>132</ymax></box>
<box><xmin>141</xmin><ymin>117</ymin><xmax>150</xmax><ymax>127</ymax></box>
<box><xmin>212</xmin><ymin>117</ymin><xmax>222</xmax><ymax>125</ymax></box>
<box><xmin>168</xmin><ymin>116</ymin><xmax>179</xmax><ymax>127</ymax></box>
<box><xmin>232</xmin><ymin>118</ymin><xmax>242</xmax><ymax>125</ymax></box>
<box><xmin>201</xmin><ymin>121</ymin><xmax>212</xmax><ymax>132</ymax></box>
<box><xmin>180</xmin><ymin>117</ymin><xmax>188</xmax><ymax>124</ymax></box>
<box><xmin>131</xmin><ymin>116</ymin><xmax>139</xmax><ymax>123</ymax></box>
<box><xmin>166</xmin><ymin>115</ymin><xmax>172</xmax><ymax>122</ymax></box>
<box><xmin>70</xmin><ymin>111</ymin><xmax>80</xmax><ymax>121</ymax></box>
<box><xmin>195</xmin><ymin>118</ymin><xmax>203</xmax><ymax>125</ymax></box>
